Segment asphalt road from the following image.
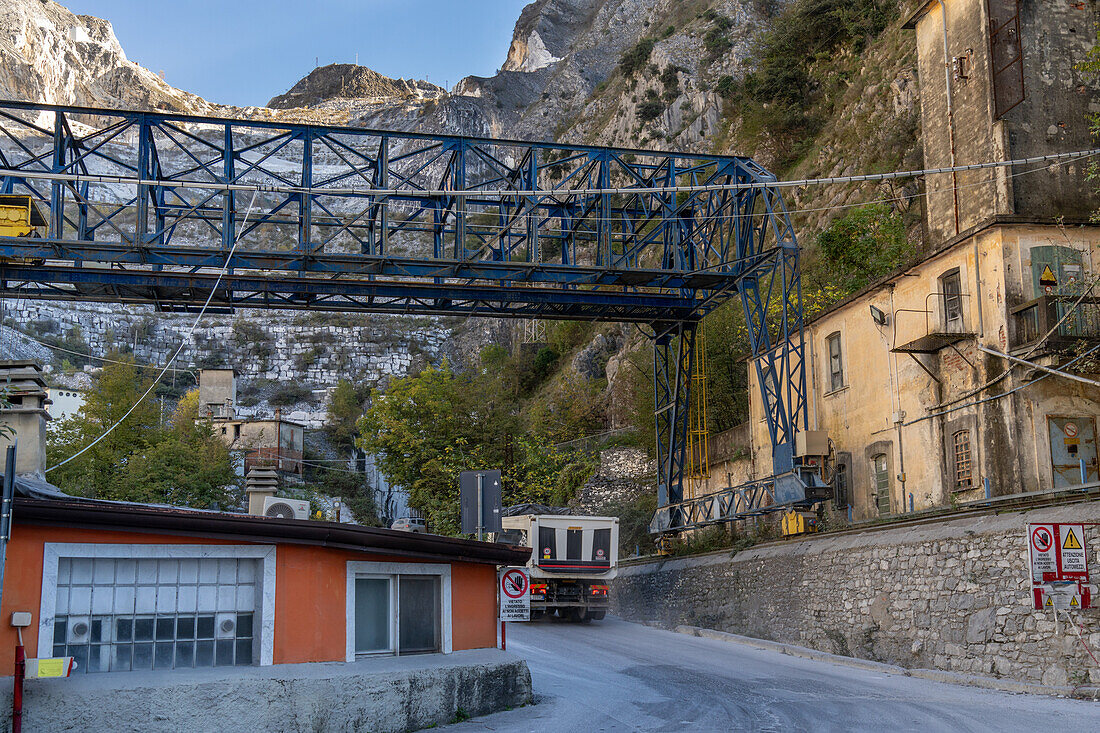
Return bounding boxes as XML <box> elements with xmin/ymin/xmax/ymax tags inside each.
<box><xmin>445</xmin><ymin>616</ymin><xmax>1098</xmax><ymax>732</ymax></box>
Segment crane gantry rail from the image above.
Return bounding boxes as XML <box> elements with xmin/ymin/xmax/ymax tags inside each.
<box><xmin>0</xmin><ymin>100</ymin><xmax>824</xmax><ymax>531</ymax></box>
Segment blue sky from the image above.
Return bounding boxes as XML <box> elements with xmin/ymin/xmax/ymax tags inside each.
<box><xmin>62</xmin><ymin>1</ymin><xmax>530</xmax><ymax>106</ymax></box>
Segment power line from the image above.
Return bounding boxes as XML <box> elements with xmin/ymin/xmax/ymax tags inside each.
<box><xmin>47</xmin><ymin>190</ymin><xmax>260</xmax><ymax>473</ymax></box>
<box><xmin>0</xmin><ymin>146</ymin><xmax>1095</xmax><ymax>199</ymax></box>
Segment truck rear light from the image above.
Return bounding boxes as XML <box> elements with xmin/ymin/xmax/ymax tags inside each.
<box><xmin>590</xmin><ymin>585</ymin><xmax>609</xmax><ymax>595</ymax></box>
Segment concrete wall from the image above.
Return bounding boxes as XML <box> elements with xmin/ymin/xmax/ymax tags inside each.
<box><xmin>613</xmin><ymin>503</ymin><xmax>1100</xmax><ymax>687</ymax></box>
<box><xmin>0</xmin><ymin>650</ymin><xmax>532</xmax><ymax>733</ymax></box>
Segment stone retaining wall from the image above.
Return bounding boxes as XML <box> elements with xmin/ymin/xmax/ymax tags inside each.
<box><xmin>613</xmin><ymin>503</ymin><xmax>1100</xmax><ymax>687</ymax></box>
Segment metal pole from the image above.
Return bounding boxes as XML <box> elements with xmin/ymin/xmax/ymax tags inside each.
<box><xmin>476</xmin><ymin>473</ymin><xmax>484</xmax><ymax>542</ymax></box>
<box><xmin>12</xmin><ymin>638</ymin><xmax>23</xmax><ymax>733</ymax></box>
<box><xmin>1080</xmin><ymin>458</ymin><xmax>1087</xmax><ymax>485</ymax></box>
<box><xmin>984</xmin><ymin>476</ymin><xmax>991</xmax><ymax>499</ymax></box>
<box><xmin>501</xmin><ymin>619</ymin><xmax>506</xmax><ymax>651</ymax></box>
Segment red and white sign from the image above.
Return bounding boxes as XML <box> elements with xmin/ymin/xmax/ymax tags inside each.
<box><xmin>1029</xmin><ymin>524</ymin><xmax>1057</xmax><ymax>582</ymax></box>
<box><xmin>499</xmin><ymin>567</ymin><xmax>530</xmax><ymax>621</ymax></box>
<box><xmin>1064</xmin><ymin>422</ymin><xmax>1079</xmax><ymax>439</ymax></box>
<box><xmin>1028</xmin><ymin>523</ymin><xmax>1092</xmax><ymax>609</ymax></box>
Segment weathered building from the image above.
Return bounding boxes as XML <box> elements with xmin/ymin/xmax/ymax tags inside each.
<box><xmin>746</xmin><ymin>0</ymin><xmax>1100</xmax><ymax>520</ymax></box>
<box><xmin>198</xmin><ymin>369</ymin><xmax>305</xmax><ymax>479</ymax></box>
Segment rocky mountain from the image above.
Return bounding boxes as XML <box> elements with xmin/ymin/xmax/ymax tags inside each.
<box><xmin>0</xmin><ymin>0</ymin><xmax>211</xmax><ymax>112</ymax></box>
<box><xmin>0</xmin><ymin>0</ymin><xmax>924</xmax><ymax>431</ymax></box>
<box><xmin>267</xmin><ymin>64</ymin><xmax>444</xmax><ymax>109</ymax></box>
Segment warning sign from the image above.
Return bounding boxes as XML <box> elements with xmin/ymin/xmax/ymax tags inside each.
<box><xmin>27</xmin><ymin>657</ymin><xmax>75</xmax><ymax>679</ymax></box>
<box><xmin>499</xmin><ymin>567</ymin><xmax>530</xmax><ymax>622</ymax></box>
<box><xmin>1028</xmin><ymin>523</ymin><xmax>1092</xmax><ymax>609</ymax></box>
<box><xmin>1064</xmin><ymin>422</ymin><xmax>1079</xmax><ymax>439</ymax></box>
<box><xmin>1058</xmin><ymin>524</ymin><xmax>1087</xmax><ymax>578</ymax></box>
<box><xmin>1039</xmin><ymin>265</ymin><xmax>1058</xmax><ymax>287</ymax></box>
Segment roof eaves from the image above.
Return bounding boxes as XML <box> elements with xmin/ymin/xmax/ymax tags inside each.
<box><xmin>13</xmin><ymin>498</ymin><xmax>531</xmax><ymax>566</ymax></box>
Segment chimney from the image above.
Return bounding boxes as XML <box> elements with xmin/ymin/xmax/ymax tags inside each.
<box><xmin>0</xmin><ymin>361</ymin><xmax>51</xmax><ymax>476</ymax></box>
<box><xmin>245</xmin><ymin>467</ymin><xmax>279</xmax><ymax>516</ymax></box>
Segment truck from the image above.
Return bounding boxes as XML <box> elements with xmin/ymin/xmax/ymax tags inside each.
<box><xmin>499</xmin><ymin>511</ymin><xmax>619</xmax><ymax>622</ymax></box>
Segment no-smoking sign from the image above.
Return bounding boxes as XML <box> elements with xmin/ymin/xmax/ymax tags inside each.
<box><xmin>499</xmin><ymin>567</ymin><xmax>530</xmax><ymax>621</ymax></box>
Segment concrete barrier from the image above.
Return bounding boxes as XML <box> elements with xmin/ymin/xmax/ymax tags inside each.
<box><xmin>0</xmin><ymin>649</ymin><xmax>532</xmax><ymax>732</ymax></box>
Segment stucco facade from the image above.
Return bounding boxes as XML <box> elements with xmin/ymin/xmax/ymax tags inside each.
<box><xmin>750</xmin><ymin>222</ymin><xmax>1100</xmax><ymax>520</ymax></box>
<box><xmin>908</xmin><ymin>0</ymin><xmax>1100</xmax><ymax>245</ymax></box>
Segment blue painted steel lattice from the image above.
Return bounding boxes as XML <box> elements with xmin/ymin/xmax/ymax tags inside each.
<box><xmin>0</xmin><ymin>101</ymin><xmax>816</xmax><ymax>530</ymax></box>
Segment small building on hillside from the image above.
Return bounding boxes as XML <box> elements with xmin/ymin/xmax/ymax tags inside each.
<box><xmin>198</xmin><ymin>369</ymin><xmax>305</xmax><ymax>479</ymax></box>
<box><xmin>45</xmin><ymin>386</ymin><xmax>84</xmax><ymax>423</ymax></box>
<box><xmin>746</xmin><ymin>0</ymin><xmax>1100</xmax><ymax>520</ymax></box>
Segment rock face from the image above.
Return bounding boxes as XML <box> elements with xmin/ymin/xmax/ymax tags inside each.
<box><xmin>0</xmin><ymin>0</ymin><xmax>211</xmax><ymax>112</ymax></box>
<box><xmin>267</xmin><ymin>64</ymin><xmax>444</xmax><ymax>109</ymax></box>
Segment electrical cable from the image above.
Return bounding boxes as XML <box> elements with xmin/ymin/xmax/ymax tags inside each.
<box><xmin>896</xmin><ymin>341</ymin><xmax>1100</xmax><ymax>429</ymax></box>
<box><xmin>46</xmin><ymin>189</ymin><xmax>259</xmax><ymax>473</ymax></box>
<box><xmin>1</xmin><ymin>146</ymin><xmax>1095</xmax><ymax>198</ymax></box>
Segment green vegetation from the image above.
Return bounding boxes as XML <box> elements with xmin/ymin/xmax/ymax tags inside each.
<box><xmin>47</xmin><ymin>357</ymin><xmax>240</xmax><ymax>508</ymax></box>
<box><xmin>618</xmin><ymin>37</ymin><xmax>656</xmax><ymax>78</ymax></box>
<box><xmin>812</xmin><ymin>203</ymin><xmax>918</xmax><ymax>294</ymax></box>
<box><xmin>357</xmin><ymin>355</ymin><xmax>600</xmax><ymax>536</ymax></box>
<box><xmin>719</xmin><ymin>0</ymin><xmax>897</xmax><ymax>168</ymax></box>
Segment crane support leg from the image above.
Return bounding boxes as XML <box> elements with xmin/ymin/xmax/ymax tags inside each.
<box><xmin>651</xmin><ymin>321</ymin><xmax>696</xmax><ymax>532</ymax></box>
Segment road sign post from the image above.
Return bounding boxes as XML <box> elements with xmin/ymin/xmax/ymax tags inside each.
<box><xmin>460</xmin><ymin>470</ymin><xmax>502</xmax><ymax>539</ymax></box>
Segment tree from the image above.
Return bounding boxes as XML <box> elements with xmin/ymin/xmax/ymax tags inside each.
<box><xmin>325</xmin><ymin>379</ymin><xmax>366</xmax><ymax>450</ymax></box>
<box><xmin>298</xmin><ymin>466</ymin><xmax>382</xmax><ymax>527</ymax></box>
<box><xmin>357</xmin><ymin>362</ymin><xmax>596</xmax><ymax>535</ymax></box>
<box><xmin>813</xmin><ymin>203</ymin><xmax>917</xmax><ymax>294</ymax></box>
<box><xmin>47</xmin><ymin>357</ymin><xmax>240</xmax><ymax>508</ymax></box>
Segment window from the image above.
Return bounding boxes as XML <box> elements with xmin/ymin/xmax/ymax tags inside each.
<box><xmin>826</xmin><ymin>332</ymin><xmax>844</xmax><ymax>392</ymax></box>
<box><xmin>953</xmin><ymin>431</ymin><xmax>973</xmax><ymax>488</ymax></box>
<box><xmin>940</xmin><ymin>269</ymin><xmax>963</xmax><ymax>326</ymax></box>
<box><xmin>832</xmin><ymin>453</ymin><xmax>851</xmax><ymax>509</ymax></box>
<box><xmin>872</xmin><ymin>453</ymin><xmax>891</xmax><ymax>516</ymax></box>
<box><xmin>347</xmin><ymin>562</ymin><xmax>451</xmax><ymax>660</ymax></box>
<box><xmin>41</xmin><ymin>545</ymin><xmax>274</xmax><ymax>671</ymax></box>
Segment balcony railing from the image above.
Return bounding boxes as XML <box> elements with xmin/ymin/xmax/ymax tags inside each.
<box><xmin>1010</xmin><ymin>295</ymin><xmax>1100</xmax><ymax>352</ymax></box>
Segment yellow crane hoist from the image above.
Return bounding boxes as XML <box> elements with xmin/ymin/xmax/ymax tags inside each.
<box><xmin>686</xmin><ymin>326</ymin><xmax>709</xmax><ymax>496</ymax></box>
<box><xmin>0</xmin><ymin>195</ymin><xmax>47</xmax><ymax>239</ymax></box>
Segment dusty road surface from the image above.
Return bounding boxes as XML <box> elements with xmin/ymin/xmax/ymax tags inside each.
<box><xmin>444</xmin><ymin>617</ymin><xmax>1098</xmax><ymax>732</ymax></box>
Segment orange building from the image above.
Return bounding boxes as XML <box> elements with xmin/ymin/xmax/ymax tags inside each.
<box><xmin>0</xmin><ymin>491</ymin><xmax>527</xmax><ymax>675</ymax></box>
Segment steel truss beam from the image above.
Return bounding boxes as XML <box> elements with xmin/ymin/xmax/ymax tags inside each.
<box><xmin>0</xmin><ymin>101</ymin><xmax>814</xmax><ymax>527</ymax></box>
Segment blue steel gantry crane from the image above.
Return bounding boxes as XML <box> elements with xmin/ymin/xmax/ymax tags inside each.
<box><xmin>0</xmin><ymin>101</ymin><xmax>829</xmax><ymax>533</ymax></box>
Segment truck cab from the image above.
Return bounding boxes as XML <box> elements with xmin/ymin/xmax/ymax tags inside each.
<box><xmin>500</xmin><ymin>513</ymin><xmax>618</xmax><ymax>622</ymax></box>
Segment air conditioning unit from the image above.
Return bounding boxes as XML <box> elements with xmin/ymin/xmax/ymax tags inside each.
<box><xmin>263</xmin><ymin>496</ymin><xmax>310</xmax><ymax>520</ymax></box>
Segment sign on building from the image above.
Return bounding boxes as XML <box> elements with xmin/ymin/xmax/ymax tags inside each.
<box><xmin>499</xmin><ymin>567</ymin><xmax>530</xmax><ymax>622</ymax></box>
<box><xmin>1027</xmin><ymin>523</ymin><xmax>1092</xmax><ymax>609</ymax></box>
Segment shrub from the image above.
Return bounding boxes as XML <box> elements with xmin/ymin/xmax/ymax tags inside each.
<box><xmin>618</xmin><ymin>38</ymin><xmax>655</xmax><ymax>77</ymax></box>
